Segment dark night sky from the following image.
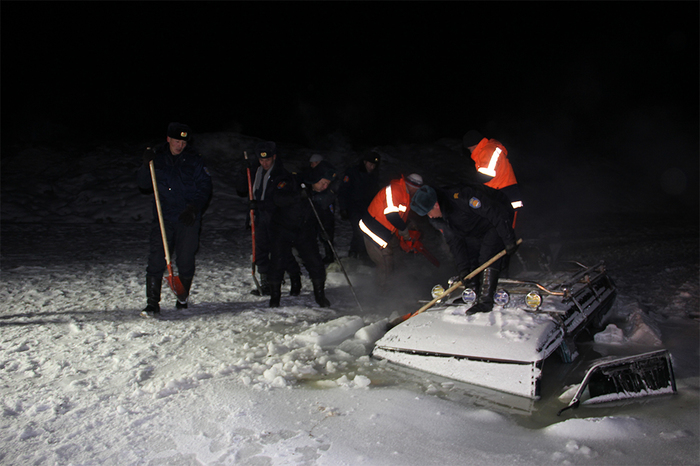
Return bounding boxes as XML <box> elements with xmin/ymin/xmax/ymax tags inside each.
<box><xmin>2</xmin><ymin>2</ymin><xmax>698</xmax><ymax>151</ymax></box>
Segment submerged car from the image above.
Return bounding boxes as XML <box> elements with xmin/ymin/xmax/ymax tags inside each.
<box><xmin>372</xmin><ymin>260</ymin><xmax>618</xmax><ymax>399</ymax></box>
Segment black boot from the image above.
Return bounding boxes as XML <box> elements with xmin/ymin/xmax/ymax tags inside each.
<box><xmin>290</xmin><ymin>274</ymin><xmax>302</xmax><ymax>296</ymax></box>
<box><xmin>141</xmin><ymin>276</ymin><xmax>162</xmax><ymax>317</ymax></box>
<box><xmin>269</xmin><ymin>281</ymin><xmax>282</xmax><ymax>308</ymax></box>
<box><xmin>176</xmin><ymin>276</ymin><xmax>193</xmax><ymax>309</ymax></box>
<box><xmin>312</xmin><ymin>278</ymin><xmax>331</xmax><ymax>308</ymax></box>
<box><xmin>469</xmin><ymin>267</ymin><xmax>500</xmax><ymax>314</ymax></box>
<box><xmin>251</xmin><ymin>273</ymin><xmax>271</xmax><ymax>296</ymax></box>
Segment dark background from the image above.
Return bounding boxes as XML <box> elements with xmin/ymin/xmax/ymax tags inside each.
<box><xmin>3</xmin><ymin>2</ymin><xmax>697</xmax><ymax>147</ymax></box>
<box><xmin>2</xmin><ymin>2</ymin><xmax>699</xmax><ymax>217</ymax></box>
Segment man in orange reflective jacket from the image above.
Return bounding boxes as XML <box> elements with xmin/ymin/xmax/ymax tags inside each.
<box><xmin>359</xmin><ymin>173</ymin><xmax>423</xmax><ymax>288</ymax></box>
<box><xmin>463</xmin><ymin>131</ymin><xmax>523</xmax><ymax>224</ymax></box>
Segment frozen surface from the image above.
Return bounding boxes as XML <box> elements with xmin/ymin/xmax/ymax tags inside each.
<box><xmin>1</xmin><ymin>132</ymin><xmax>698</xmax><ymax>465</ymax></box>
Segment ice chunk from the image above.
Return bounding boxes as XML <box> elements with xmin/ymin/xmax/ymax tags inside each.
<box><xmin>295</xmin><ymin>316</ymin><xmax>364</xmax><ymax>347</ymax></box>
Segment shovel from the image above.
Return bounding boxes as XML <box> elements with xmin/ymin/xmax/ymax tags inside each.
<box><xmin>244</xmin><ymin>151</ymin><xmax>264</xmax><ymax>296</ymax></box>
<box><xmin>149</xmin><ymin>160</ymin><xmax>186</xmax><ymax>297</ymax></box>
<box><xmin>386</xmin><ymin>238</ymin><xmax>523</xmax><ymax>330</ymax></box>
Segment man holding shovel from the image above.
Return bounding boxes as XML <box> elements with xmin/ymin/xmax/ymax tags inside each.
<box><xmin>410</xmin><ymin>183</ymin><xmax>518</xmax><ymax>314</ymax></box>
<box><xmin>138</xmin><ymin>122</ymin><xmax>212</xmax><ymax>317</ymax></box>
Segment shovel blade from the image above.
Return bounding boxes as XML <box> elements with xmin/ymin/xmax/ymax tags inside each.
<box><xmin>165</xmin><ymin>274</ymin><xmax>186</xmax><ymax>298</ymax></box>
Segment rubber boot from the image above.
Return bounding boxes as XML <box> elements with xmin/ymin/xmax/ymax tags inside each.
<box><xmin>312</xmin><ymin>278</ymin><xmax>331</xmax><ymax>308</ymax></box>
<box><xmin>141</xmin><ymin>276</ymin><xmax>162</xmax><ymax>317</ymax></box>
<box><xmin>176</xmin><ymin>276</ymin><xmax>193</xmax><ymax>309</ymax></box>
<box><xmin>251</xmin><ymin>273</ymin><xmax>271</xmax><ymax>296</ymax></box>
<box><xmin>290</xmin><ymin>274</ymin><xmax>302</xmax><ymax>296</ymax></box>
<box><xmin>469</xmin><ymin>267</ymin><xmax>500</xmax><ymax>314</ymax></box>
<box><xmin>269</xmin><ymin>281</ymin><xmax>282</xmax><ymax>308</ymax></box>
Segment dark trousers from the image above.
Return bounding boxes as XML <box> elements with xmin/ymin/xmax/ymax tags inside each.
<box><xmin>254</xmin><ymin>210</ymin><xmax>300</xmax><ymax>276</ymax></box>
<box><xmin>466</xmin><ymin>229</ymin><xmax>506</xmax><ymax>272</ymax></box>
<box><xmin>317</xmin><ymin>207</ymin><xmax>335</xmax><ymax>257</ymax></box>
<box><xmin>269</xmin><ymin>225</ymin><xmax>325</xmax><ymax>283</ymax></box>
<box><xmin>348</xmin><ymin>210</ymin><xmax>366</xmax><ymax>254</ymax></box>
<box><xmin>147</xmin><ymin>219</ymin><xmax>200</xmax><ymax>278</ymax></box>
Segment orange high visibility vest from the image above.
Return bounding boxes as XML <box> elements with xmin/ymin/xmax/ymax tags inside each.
<box><xmin>360</xmin><ymin>177</ymin><xmax>411</xmax><ymax>247</ymax></box>
<box><xmin>470</xmin><ymin>138</ymin><xmax>518</xmax><ymax>190</ymax></box>
<box><xmin>367</xmin><ymin>177</ymin><xmax>410</xmax><ymax>233</ymax></box>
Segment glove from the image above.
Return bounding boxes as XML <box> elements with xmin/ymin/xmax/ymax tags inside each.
<box><xmin>505</xmin><ymin>241</ymin><xmax>519</xmax><ymax>256</ymax></box>
<box><xmin>142</xmin><ymin>147</ymin><xmax>155</xmax><ymax>166</ymax></box>
<box><xmin>300</xmin><ymin>184</ymin><xmax>309</xmax><ymax>200</ymax></box>
<box><xmin>340</xmin><ymin>210</ymin><xmax>349</xmax><ymax>221</ymax></box>
<box><xmin>249</xmin><ymin>199</ymin><xmax>258</xmax><ymax>211</ymax></box>
<box><xmin>179</xmin><ymin>204</ymin><xmax>198</xmax><ymax>226</ymax></box>
<box><xmin>398</xmin><ymin>229</ymin><xmax>411</xmax><ymax>241</ymax></box>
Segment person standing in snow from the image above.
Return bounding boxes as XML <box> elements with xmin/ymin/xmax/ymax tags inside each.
<box><xmin>337</xmin><ymin>150</ymin><xmax>381</xmax><ymax>261</ymax></box>
<box><xmin>410</xmin><ymin>183</ymin><xmax>519</xmax><ymax>314</ymax></box>
<box><xmin>305</xmin><ymin>155</ymin><xmax>340</xmax><ymax>264</ymax></box>
<box><xmin>138</xmin><ymin>122</ymin><xmax>212</xmax><ymax>317</ymax></box>
<box><xmin>237</xmin><ymin>141</ymin><xmax>302</xmax><ymax>296</ymax></box>
<box><xmin>359</xmin><ymin>173</ymin><xmax>424</xmax><ymax>289</ymax></box>
<box><xmin>463</xmin><ymin>130</ymin><xmax>523</xmax><ymax>225</ymax></box>
<box><xmin>266</xmin><ymin>169</ymin><xmax>331</xmax><ymax>308</ymax></box>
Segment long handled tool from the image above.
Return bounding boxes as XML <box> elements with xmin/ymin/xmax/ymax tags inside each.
<box><xmin>244</xmin><ymin>151</ymin><xmax>263</xmax><ymax>296</ymax></box>
<box><xmin>149</xmin><ymin>160</ymin><xmax>186</xmax><ymax>297</ymax></box>
<box><xmin>304</xmin><ymin>185</ymin><xmax>364</xmax><ymax>313</ymax></box>
<box><xmin>387</xmin><ymin>238</ymin><xmax>523</xmax><ymax>329</ymax></box>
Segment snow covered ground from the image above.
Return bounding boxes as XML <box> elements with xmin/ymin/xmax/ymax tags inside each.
<box><xmin>1</xmin><ymin>132</ymin><xmax>698</xmax><ymax>465</ymax></box>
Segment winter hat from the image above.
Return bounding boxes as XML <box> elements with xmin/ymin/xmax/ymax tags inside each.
<box><xmin>362</xmin><ymin>151</ymin><xmax>381</xmax><ymax>165</ymax></box>
<box><xmin>256</xmin><ymin>141</ymin><xmax>276</xmax><ymax>159</ymax></box>
<box><xmin>410</xmin><ymin>185</ymin><xmax>437</xmax><ymax>216</ymax></box>
<box><xmin>406</xmin><ymin>173</ymin><xmax>423</xmax><ymax>189</ymax></box>
<box><xmin>306</xmin><ymin>164</ymin><xmax>336</xmax><ymax>185</ymax></box>
<box><xmin>309</xmin><ymin>154</ymin><xmax>324</xmax><ymax>163</ymax></box>
<box><xmin>462</xmin><ymin>130</ymin><xmax>484</xmax><ymax>149</ymax></box>
<box><xmin>167</xmin><ymin>122</ymin><xmax>191</xmax><ymax>141</ymax></box>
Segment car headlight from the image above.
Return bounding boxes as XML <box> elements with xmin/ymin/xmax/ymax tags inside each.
<box><xmin>525</xmin><ymin>291</ymin><xmax>542</xmax><ymax>310</ymax></box>
<box><xmin>462</xmin><ymin>288</ymin><xmax>477</xmax><ymax>304</ymax></box>
<box><xmin>431</xmin><ymin>284</ymin><xmax>445</xmax><ymax>299</ymax></box>
<box><xmin>494</xmin><ymin>289</ymin><xmax>510</xmax><ymax>306</ymax></box>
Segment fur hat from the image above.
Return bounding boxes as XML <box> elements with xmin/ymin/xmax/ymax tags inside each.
<box><xmin>167</xmin><ymin>122</ymin><xmax>191</xmax><ymax>141</ymax></box>
<box><xmin>410</xmin><ymin>185</ymin><xmax>437</xmax><ymax>216</ymax></box>
<box><xmin>256</xmin><ymin>141</ymin><xmax>276</xmax><ymax>159</ymax></box>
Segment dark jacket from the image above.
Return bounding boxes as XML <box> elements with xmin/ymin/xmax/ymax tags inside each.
<box><xmin>138</xmin><ymin>143</ymin><xmax>212</xmax><ymax>223</ymax></box>
<box><xmin>338</xmin><ymin>161</ymin><xmax>380</xmax><ymax>214</ymax></box>
<box><xmin>271</xmin><ymin>171</ymin><xmax>318</xmax><ymax>232</ymax></box>
<box><xmin>236</xmin><ymin>160</ymin><xmax>290</xmax><ymax>214</ymax></box>
<box><xmin>430</xmin><ymin>183</ymin><xmax>515</xmax><ymax>272</ymax></box>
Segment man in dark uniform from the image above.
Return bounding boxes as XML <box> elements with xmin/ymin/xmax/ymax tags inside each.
<box><xmin>410</xmin><ymin>183</ymin><xmax>519</xmax><ymax>314</ymax></box>
<box><xmin>267</xmin><ymin>169</ymin><xmax>331</xmax><ymax>308</ymax></box>
<box><xmin>138</xmin><ymin>122</ymin><xmax>212</xmax><ymax>317</ymax></box>
<box><xmin>338</xmin><ymin>150</ymin><xmax>381</xmax><ymax>260</ymax></box>
<box><xmin>242</xmin><ymin>141</ymin><xmax>303</xmax><ymax>296</ymax></box>
<box><xmin>305</xmin><ymin>160</ymin><xmax>340</xmax><ymax>264</ymax></box>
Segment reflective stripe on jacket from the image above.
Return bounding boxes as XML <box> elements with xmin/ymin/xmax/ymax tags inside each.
<box><xmin>470</xmin><ymin>138</ymin><xmax>518</xmax><ymax>190</ymax></box>
<box><xmin>360</xmin><ymin>177</ymin><xmax>411</xmax><ymax>248</ymax></box>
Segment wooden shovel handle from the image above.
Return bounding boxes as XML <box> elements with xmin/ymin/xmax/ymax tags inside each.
<box><xmin>149</xmin><ymin>160</ymin><xmax>172</xmax><ymax>266</ymax></box>
<box><xmin>389</xmin><ymin>238</ymin><xmax>523</xmax><ymax>328</ymax></box>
